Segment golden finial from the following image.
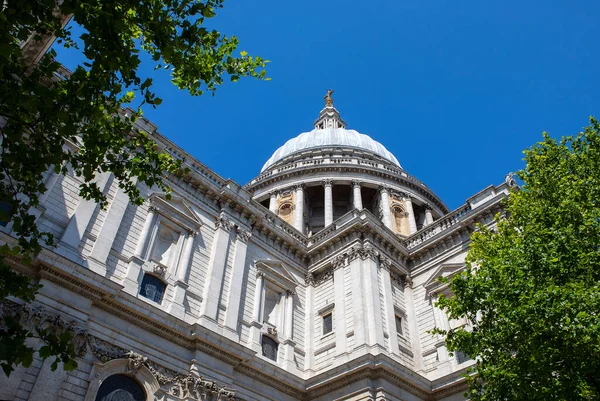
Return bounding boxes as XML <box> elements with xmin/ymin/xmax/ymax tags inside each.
<box><xmin>324</xmin><ymin>89</ymin><xmax>334</xmax><ymax>107</ymax></box>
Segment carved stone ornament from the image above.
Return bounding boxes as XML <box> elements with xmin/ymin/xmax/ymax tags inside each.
<box><xmin>215</xmin><ymin>212</ymin><xmax>233</xmax><ymax>232</ymax></box>
<box><xmin>505</xmin><ymin>171</ymin><xmax>518</xmax><ymax>188</ymax></box>
<box><xmin>305</xmin><ymin>272</ymin><xmax>315</xmax><ymax>286</ymax></box>
<box><xmin>322</xmin><ymin>179</ymin><xmax>333</xmax><ymax>188</ymax></box>
<box><xmin>267</xmin><ymin>326</ymin><xmax>278</xmax><ymax>337</ymax></box>
<box><xmin>236</xmin><ymin>227</ymin><xmax>252</xmax><ymax>243</ymax></box>
<box><xmin>0</xmin><ymin>301</ymin><xmax>88</xmax><ymax>358</ymax></box>
<box><xmin>379</xmin><ymin>256</ymin><xmax>392</xmax><ymax>270</ymax></box>
<box><xmin>88</xmin><ymin>335</ymin><xmax>237</xmax><ymax>400</ymax></box>
<box><xmin>332</xmin><ymin>255</ymin><xmax>346</xmax><ymax>269</ymax></box>
<box><xmin>152</xmin><ymin>262</ymin><xmax>167</xmax><ymax>278</ymax></box>
<box><xmin>351</xmin><ymin>180</ymin><xmax>362</xmax><ymax>188</ymax></box>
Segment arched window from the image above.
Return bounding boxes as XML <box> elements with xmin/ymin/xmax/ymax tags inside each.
<box><xmin>95</xmin><ymin>374</ymin><xmax>145</xmax><ymax>401</ymax></box>
<box><xmin>392</xmin><ymin>206</ymin><xmax>407</xmax><ymax>230</ymax></box>
<box><xmin>261</xmin><ymin>335</ymin><xmax>279</xmax><ymax>362</ymax></box>
<box><xmin>139</xmin><ymin>274</ymin><xmax>166</xmax><ymax>304</ymax></box>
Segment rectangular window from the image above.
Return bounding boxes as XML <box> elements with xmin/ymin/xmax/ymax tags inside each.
<box><xmin>323</xmin><ymin>313</ymin><xmax>333</xmax><ymax>335</ymax></box>
<box><xmin>395</xmin><ymin>315</ymin><xmax>403</xmax><ymax>335</ymax></box>
<box><xmin>139</xmin><ymin>274</ymin><xmax>166</xmax><ymax>304</ymax></box>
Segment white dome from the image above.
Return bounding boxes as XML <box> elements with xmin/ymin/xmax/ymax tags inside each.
<box><xmin>261</xmin><ymin>128</ymin><xmax>401</xmax><ymax>172</ymax></box>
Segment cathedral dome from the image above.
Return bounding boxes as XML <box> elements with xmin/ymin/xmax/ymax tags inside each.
<box><xmin>261</xmin><ymin>91</ymin><xmax>400</xmax><ymax>173</ymax></box>
<box><xmin>261</xmin><ymin>127</ymin><xmax>401</xmax><ymax>172</ymax></box>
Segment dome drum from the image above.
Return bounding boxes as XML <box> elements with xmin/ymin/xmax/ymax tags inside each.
<box><xmin>250</xmin><ymin>99</ymin><xmax>447</xmax><ymax>238</ymax></box>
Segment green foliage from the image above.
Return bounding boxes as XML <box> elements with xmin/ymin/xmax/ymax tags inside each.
<box><xmin>0</xmin><ymin>0</ymin><xmax>267</xmax><ymax>375</ymax></box>
<box><xmin>435</xmin><ymin>118</ymin><xmax>600</xmax><ymax>400</ymax></box>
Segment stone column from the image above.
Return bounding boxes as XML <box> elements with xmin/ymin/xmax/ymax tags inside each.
<box><xmin>294</xmin><ymin>184</ymin><xmax>305</xmax><ymax>233</ymax></box>
<box><xmin>404</xmin><ymin>277</ymin><xmax>424</xmax><ymax>371</ymax></box>
<box><xmin>404</xmin><ymin>196</ymin><xmax>418</xmax><ymax>234</ymax></box>
<box><xmin>333</xmin><ymin>257</ymin><xmax>348</xmax><ymax>358</ymax></box>
<box><xmin>223</xmin><ymin>227</ymin><xmax>251</xmax><ymax>336</ymax></box>
<box><xmin>282</xmin><ymin>290</ymin><xmax>297</xmax><ymax>371</ymax></box>
<box><xmin>424</xmin><ymin>208</ymin><xmax>434</xmax><ymax>227</ymax></box>
<box><xmin>134</xmin><ymin>206</ymin><xmax>156</xmax><ymax>258</ymax></box>
<box><xmin>284</xmin><ymin>290</ymin><xmax>294</xmax><ymax>339</ymax></box>
<box><xmin>269</xmin><ymin>191</ymin><xmax>278</xmax><ymax>213</ymax></box>
<box><xmin>249</xmin><ymin>271</ymin><xmax>265</xmax><ymax>349</ymax></box>
<box><xmin>362</xmin><ymin>247</ymin><xmax>385</xmax><ymax>348</ymax></box>
<box><xmin>168</xmin><ymin>231</ymin><xmax>196</xmax><ymax>319</ymax></box>
<box><xmin>350</xmin><ymin>248</ymin><xmax>367</xmax><ymax>348</ymax></box>
<box><xmin>380</xmin><ymin>258</ymin><xmax>400</xmax><ymax>356</ymax></box>
<box><xmin>304</xmin><ymin>274</ymin><xmax>315</xmax><ymax>372</ymax></box>
<box><xmin>379</xmin><ymin>186</ymin><xmax>393</xmax><ymax>229</ymax></box>
<box><xmin>198</xmin><ymin>212</ymin><xmax>233</xmax><ymax>328</ymax></box>
<box><xmin>323</xmin><ymin>179</ymin><xmax>333</xmax><ymax>227</ymax></box>
<box><xmin>352</xmin><ymin>180</ymin><xmax>363</xmax><ymax>210</ymax></box>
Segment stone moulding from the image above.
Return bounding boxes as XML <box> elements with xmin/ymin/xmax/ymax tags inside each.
<box><xmin>88</xmin><ymin>336</ymin><xmax>237</xmax><ymax>400</ymax></box>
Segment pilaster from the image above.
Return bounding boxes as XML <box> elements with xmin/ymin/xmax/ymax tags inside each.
<box><xmin>223</xmin><ymin>227</ymin><xmax>251</xmax><ymax>335</ymax></box>
<box><xmin>198</xmin><ymin>211</ymin><xmax>233</xmax><ymax>330</ymax></box>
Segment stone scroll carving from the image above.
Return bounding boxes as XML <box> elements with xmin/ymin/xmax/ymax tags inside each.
<box><xmin>88</xmin><ymin>336</ymin><xmax>236</xmax><ymax>400</ymax></box>
<box><xmin>0</xmin><ymin>301</ymin><xmax>89</xmax><ymax>357</ymax></box>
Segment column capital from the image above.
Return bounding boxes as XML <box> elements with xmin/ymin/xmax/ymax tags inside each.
<box><xmin>379</xmin><ymin>256</ymin><xmax>392</xmax><ymax>270</ymax></box>
<box><xmin>236</xmin><ymin>227</ymin><xmax>252</xmax><ymax>242</ymax></box>
<box><xmin>351</xmin><ymin>180</ymin><xmax>362</xmax><ymax>188</ymax></box>
<box><xmin>378</xmin><ymin>185</ymin><xmax>391</xmax><ymax>194</ymax></box>
<box><xmin>293</xmin><ymin>183</ymin><xmax>305</xmax><ymax>191</ymax></box>
<box><xmin>322</xmin><ymin>179</ymin><xmax>333</xmax><ymax>188</ymax></box>
<box><xmin>305</xmin><ymin>272</ymin><xmax>315</xmax><ymax>286</ymax></box>
<box><xmin>269</xmin><ymin>190</ymin><xmax>279</xmax><ymax>198</ymax></box>
<box><xmin>215</xmin><ymin>213</ymin><xmax>233</xmax><ymax>232</ymax></box>
<box><xmin>332</xmin><ymin>255</ymin><xmax>346</xmax><ymax>269</ymax></box>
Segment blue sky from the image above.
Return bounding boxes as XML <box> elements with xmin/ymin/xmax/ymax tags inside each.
<box><xmin>55</xmin><ymin>1</ymin><xmax>600</xmax><ymax>210</ymax></box>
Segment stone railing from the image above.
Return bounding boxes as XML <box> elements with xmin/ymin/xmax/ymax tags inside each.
<box><xmin>404</xmin><ymin>203</ymin><xmax>472</xmax><ymax>249</ymax></box>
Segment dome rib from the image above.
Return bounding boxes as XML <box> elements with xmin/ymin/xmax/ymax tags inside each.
<box><xmin>261</xmin><ymin>128</ymin><xmax>401</xmax><ymax>172</ymax></box>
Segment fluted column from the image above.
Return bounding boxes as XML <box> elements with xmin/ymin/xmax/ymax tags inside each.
<box><xmin>294</xmin><ymin>184</ymin><xmax>305</xmax><ymax>233</ymax></box>
<box><xmin>269</xmin><ymin>191</ymin><xmax>278</xmax><ymax>213</ymax></box>
<box><xmin>352</xmin><ymin>180</ymin><xmax>363</xmax><ymax>210</ymax></box>
<box><xmin>404</xmin><ymin>196</ymin><xmax>418</xmax><ymax>234</ymax></box>
<box><xmin>424</xmin><ymin>207</ymin><xmax>434</xmax><ymax>227</ymax></box>
<box><xmin>323</xmin><ymin>179</ymin><xmax>333</xmax><ymax>226</ymax></box>
<box><xmin>379</xmin><ymin>186</ymin><xmax>393</xmax><ymax>229</ymax></box>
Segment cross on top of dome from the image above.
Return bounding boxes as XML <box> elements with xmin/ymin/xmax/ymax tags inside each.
<box><xmin>314</xmin><ymin>89</ymin><xmax>347</xmax><ymax>129</ymax></box>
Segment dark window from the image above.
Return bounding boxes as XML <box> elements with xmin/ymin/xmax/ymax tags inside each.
<box><xmin>139</xmin><ymin>274</ymin><xmax>166</xmax><ymax>303</ymax></box>
<box><xmin>0</xmin><ymin>201</ymin><xmax>14</xmax><ymax>227</ymax></box>
<box><xmin>261</xmin><ymin>336</ymin><xmax>278</xmax><ymax>361</ymax></box>
<box><xmin>395</xmin><ymin>315</ymin><xmax>403</xmax><ymax>335</ymax></box>
<box><xmin>323</xmin><ymin>313</ymin><xmax>333</xmax><ymax>335</ymax></box>
<box><xmin>95</xmin><ymin>374</ymin><xmax>145</xmax><ymax>401</ymax></box>
<box><xmin>456</xmin><ymin>350</ymin><xmax>471</xmax><ymax>364</ymax></box>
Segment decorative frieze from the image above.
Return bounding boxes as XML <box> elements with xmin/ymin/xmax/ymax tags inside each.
<box><xmin>88</xmin><ymin>335</ymin><xmax>237</xmax><ymax>400</ymax></box>
<box><xmin>0</xmin><ymin>301</ymin><xmax>88</xmax><ymax>358</ymax></box>
<box><xmin>304</xmin><ymin>267</ymin><xmax>333</xmax><ymax>286</ymax></box>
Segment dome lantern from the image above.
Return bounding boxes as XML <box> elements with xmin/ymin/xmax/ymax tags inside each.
<box><xmin>313</xmin><ymin>89</ymin><xmax>346</xmax><ymax>129</ymax></box>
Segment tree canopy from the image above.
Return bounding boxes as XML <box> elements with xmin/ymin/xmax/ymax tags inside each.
<box><xmin>436</xmin><ymin>119</ymin><xmax>600</xmax><ymax>400</ymax></box>
<box><xmin>0</xmin><ymin>0</ymin><xmax>267</xmax><ymax>375</ymax></box>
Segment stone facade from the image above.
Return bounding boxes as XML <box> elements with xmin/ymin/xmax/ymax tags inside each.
<box><xmin>0</xmin><ymin>102</ymin><xmax>514</xmax><ymax>401</ymax></box>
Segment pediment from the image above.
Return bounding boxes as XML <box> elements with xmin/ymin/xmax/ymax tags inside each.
<box><xmin>256</xmin><ymin>259</ymin><xmax>298</xmax><ymax>291</ymax></box>
<box><xmin>149</xmin><ymin>193</ymin><xmax>202</xmax><ymax>232</ymax></box>
<box><xmin>423</xmin><ymin>263</ymin><xmax>464</xmax><ymax>296</ymax></box>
